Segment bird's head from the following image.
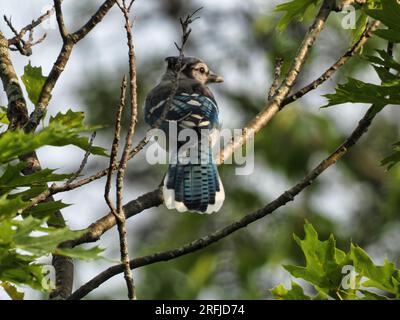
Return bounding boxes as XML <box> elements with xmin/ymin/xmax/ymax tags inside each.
<box><xmin>165</xmin><ymin>56</ymin><xmax>224</xmax><ymax>85</ymax></box>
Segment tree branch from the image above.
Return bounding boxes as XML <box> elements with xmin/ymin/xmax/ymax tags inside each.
<box><xmin>54</xmin><ymin>0</ymin><xmax>69</xmax><ymax>41</ymax></box>
<box><xmin>69</xmin><ymin>188</ymin><xmax>163</xmax><ymax>247</ymax></box>
<box><xmin>24</xmin><ymin>0</ymin><xmax>117</xmax><ymax>133</ymax></box>
<box><xmin>0</xmin><ymin>30</ymin><xmax>29</xmax><ymax>129</ymax></box>
<box><xmin>105</xmin><ymin>76</ymin><xmax>126</xmax><ymax>213</ymax></box>
<box><xmin>5</xmin><ymin>12</ymin><xmax>49</xmax><ymax>56</ymax></box>
<box><xmin>66</xmin><ymin>132</ymin><xmax>96</xmax><ymax>184</ymax></box>
<box><xmin>114</xmin><ymin>0</ymin><xmax>138</xmax><ymax>300</ymax></box>
<box><xmin>104</xmin><ymin>73</ymin><xmax>136</xmax><ymax>299</ymax></box>
<box><xmin>8</xmin><ymin>0</ymin><xmax>55</xmax><ymax>56</ymax></box>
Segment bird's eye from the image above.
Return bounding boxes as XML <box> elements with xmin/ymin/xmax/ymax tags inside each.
<box><xmin>199</xmin><ymin>67</ymin><xmax>206</xmax><ymax>74</ymax></box>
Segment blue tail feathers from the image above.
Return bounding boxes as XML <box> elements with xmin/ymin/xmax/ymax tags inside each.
<box><xmin>163</xmin><ymin>146</ymin><xmax>224</xmax><ymax>214</ymax></box>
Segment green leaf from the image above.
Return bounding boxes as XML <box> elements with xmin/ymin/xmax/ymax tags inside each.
<box><xmin>364</xmin><ymin>0</ymin><xmax>400</xmax><ymax>33</ymax></box>
<box><xmin>363</xmin><ymin>0</ymin><xmax>400</xmax><ymax>43</ymax></box>
<box><xmin>56</xmin><ymin>246</ymin><xmax>104</xmax><ymax>260</ymax></box>
<box><xmin>359</xmin><ymin>289</ymin><xmax>389</xmax><ymax>300</ymax></box>
<box><xmin>21</xmin><ymin>62</ymin><xmax>48</xmax><ymax>106</ymax></box>
<box><xmin>0</xmin><ymin>215</ymin><xmax>104</xmax><ymax>292</ymax></box>
<box><xmin>374</xmin><ymin>29</ymin><xmax>400</xmax><ymax>43</ymax></box>
<box><xmin>0</xmin><ymin>107</ymin><xmax>107</xmax><ymax>293</ymax></box>
<box><xmin>0</xmin><ymin>194</ymin><xmax>27</xmax><ymax>221</ymax></box>
<box><xmin>271</xmin><ymin>281</ymin><xmax>312</xmax><ymax>300</ymax></box>
<box><xmin>323</xmin><ymin>77</ymin><xmax>400</xmax><ymax>107</ymax></box>
<box><xmin>0</xmin><ymin>282</ymin><xmax>24</xmax><ymax>300</ymax></box>
<box><xmin>350</xmin><ymin>244</ymin><xmax>400</xmax><ymax>294</ymax></box>
<box><xmin>367</xmin><ymin>50</ymin><xmax>400</xmax><ymax>72</ymax></box>
<box><xmin>12</xmin><ymin>217</ymin><xmax>80</xmax><ymax>255</ymax></box>
<box><xmin>283</xmin><ymin>222</ymin><xmax>350</xmax><ymax>295</ymax></box>
<box><xmin>273</xmin><ymin>222</ymin><xmax>400</xmax><ymax>300</ymax></box>
<box><xmin>0</xmin><ymin>256</ymin><xmax>47</xmax><ymax>291</ymax></box>
<box><xmin>22</xmin><ymin>200</ymin><xmax>70</xmax><ymax>222</ymax></box>
<box><xmin>0</xmin><ymin>106</ymin><xmax>9</xmax><ymax>125</ymax></box>
<box><xmin>275</xmin><ymin>0</ymin><xmax>320</xmax><ymax>31</ymax></box>
<box><xmin>352</xmin><ymin>11</ymin><xmax>368</xmax><ymax>46</ymax></box>
<box><xmin>381</xmin><ymin>141</ymin><xmax>400</xmax><ymax>169</ymax></box>
<box><xmin>323</xmin><ymin>50</ymin><xmax>400</xmax><ymax>109</ymax></box>
<box><xmin>0</xmin><ymin>162</ymin><xmax>72</xmax><ymax>193</ymax></box>
<box><xmin>0</xmin><ymin>110</ymin><xmax>107</xmax><ymax>163</ymax></box>
<box><xmin>8</xmin><ymin>186</ymin><xmax>48</xmax><ymax>202</ymax></box>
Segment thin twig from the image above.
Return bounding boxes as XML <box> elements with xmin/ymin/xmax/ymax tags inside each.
<box><xmin>111</xmin><ymin>1</ymin><xmax>139</xmax><ymax>300</ymax></box>
<box><xmin>105</xmin><ymin>76</ymin><xmax>126</xmax><ymax>212</ymax></box>
<box><xmin>3</xmin><ymin>16</ymin><xmax>19</xmax><ymax>37</ymax></box>
<box><xmin>68</xmin><ymin>103</ymin><xmax>381</xmax><ymax>300</ymax></box>
<box><xmin>128</xmin><ymin>0</ymin><xmax>135</xmax><ymax>12</ymax></box>
<box><xmin>66</xmin><ymin>132</ymin><xmax>96</xmax><ymax>185</ymax></box>
<box><xmin>4</xmin><ymin>14</ymin><xmax>47</xmax><ymax>56</ymax></box>
<box><xmin>284</xmin><ymin>20</ymin><xmax>381</xmax><ymax>106</ymax></box>
<box><xmin>8</xmin><ymin>4</ymin><xmax>55</xmax><ymax>49</ymax></box>
<box><xmin>54</xmin><ymin>0</ymin><xmax>69</xmax><ymax>41</ymax></box>
<box><xmin>156</xmin><ymin>7</ymin><xmax>202</xmax><ymax>128</ymax></box>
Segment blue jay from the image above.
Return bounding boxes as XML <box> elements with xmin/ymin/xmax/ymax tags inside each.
<box><xmin>145</xmin><ymin>56</ymin><xmax>225</xmax><ymax>214</ymax></box>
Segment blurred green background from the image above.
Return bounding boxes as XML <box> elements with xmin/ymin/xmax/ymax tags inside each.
<box><xmin>1</xmin><ymin>0</ymin><xmax>400</xmax><ymax>299</ymax></box>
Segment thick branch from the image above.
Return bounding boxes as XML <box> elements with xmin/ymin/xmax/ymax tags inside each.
<box><xmin>267</xmin><ymin>57</ymin><xmax>283</xmax><ymax>100</ymax></box>
<box><xmin>0</xmin><ymin>30</ymin><xmax>29</xmax><ymax>129</ymax></box>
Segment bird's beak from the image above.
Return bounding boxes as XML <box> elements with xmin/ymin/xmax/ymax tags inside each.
<box><xmin>207</xmin><ymin>71</ymin><xmax>224</xmax><ymax>84</ymax></box>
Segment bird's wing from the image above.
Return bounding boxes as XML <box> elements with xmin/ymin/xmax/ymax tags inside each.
<box><xmin>146</xmin><ymin>93</ymin><xmax>220</xmax><ymax>131</ymax></box>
